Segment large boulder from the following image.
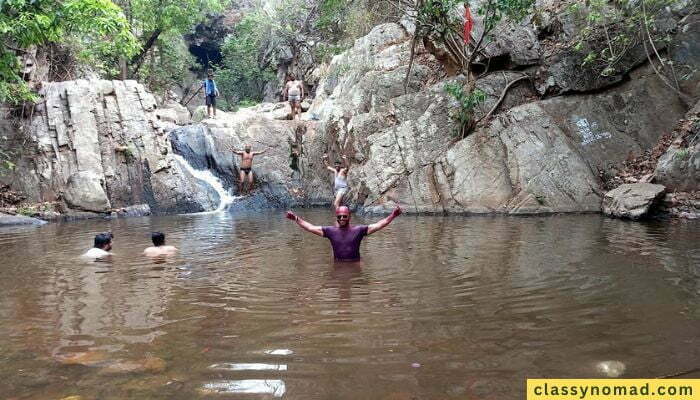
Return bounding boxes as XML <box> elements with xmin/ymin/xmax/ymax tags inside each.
<box><xmin>602</xmin><ymin>183</ymin><xmax>666</xmax><ymax>219</ymax></box>
<box><xmin>654</xmin><ymin>101</ymin><xmax>700</xmax><ymax>192</ymax></box>
<box><xmin>655</xmin><ymin>143</ymin><xmax>700</xmax><ymax>192</ymax></box>
<box><xmin>62</xmin><ymin>171</ymin><xmax>111</xmax><ymax>212</ymax></box>
<box><xmin>0</xmin><ymin>80</ymin><xmax>220</xmax><ymax>214</ymax></box>
<box><xmin>0</xmin><ymin>213</ymin><xmax>48</xmax><ymax>226</ymax></box>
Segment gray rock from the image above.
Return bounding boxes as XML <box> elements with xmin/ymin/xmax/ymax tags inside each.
<box><xmin>655</xmin><ymin>144</ymin><xmax>700</xmax><ymax>192</ymax></box>
<box><xmin>602</xmin><ymin>183</ymin><xmax>666</xmax><ymax>219</ymax></box>
<box><xmin>0</xmin><ymin>213</ymin><xmax>48</xmax><ymax>226</ymax></box>
<box><xmin>0</xmin><ymin>80</ymin><xmax>219</xmax><ymax>214</ymax></box>
<box><xmin>654</xmin><ymin>101</ymin><xmax>700</xmax><ymax>192</ymax></box>
<box><xmin>116</xmin><ymin>204</ymin><xmax>152</xmax><ymax>217</ymax></box>
<box><xmin>63</xmin><ymin>171</ymin><xmax>111</xmax><ymax>212</ymax></box>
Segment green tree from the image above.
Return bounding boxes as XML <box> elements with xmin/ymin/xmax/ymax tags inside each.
<box><xmin>216</xmin><ymin>11</ymin><xmax>276</xmax><ymax>107</ymax></box>
<box><xmin>117</xmin><ymin>0</ymin><xmax>224</xmax><ymax>76</ymax></box>
<box><xmin>407</xmin><ymin>0</ymin><xmax>535</xmax><ymax>137</ymax></box>
<box><xmin>0</xmin><ymin>0</ymin><xmax>138</xmax><ymax>104</ymax></box>
<box><xmin>568</xmin><ymin>0</ymin><xmax>695</xmax><ymax>104</ymax></box>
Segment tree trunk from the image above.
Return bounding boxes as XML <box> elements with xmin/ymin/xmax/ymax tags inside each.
<box><xmin>130</xmin><ymin>29</ymin><xmax>162</xmax><ymax>76</ymax></box>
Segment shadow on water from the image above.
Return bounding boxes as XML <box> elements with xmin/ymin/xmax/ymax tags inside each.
<box><xmin>0</xmin><ymin>211</ymin><xmax>698</xmax><ymax>399</ymax></box>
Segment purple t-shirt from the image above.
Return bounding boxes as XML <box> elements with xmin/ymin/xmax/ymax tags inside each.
<box><xmin>321</xmin><ymin>225</ymin><xmax>369</xmax><ymax>261</ymax></box>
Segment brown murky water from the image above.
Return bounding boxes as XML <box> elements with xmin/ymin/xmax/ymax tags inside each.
<box><xmin>0</xmin><ymin>211</ymin><xmax>699</xmax><ymax>399</ymax></box>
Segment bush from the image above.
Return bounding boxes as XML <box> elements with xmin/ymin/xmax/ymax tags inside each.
<box><xmin>216</xmin><ymin>11</ymin><xmax>276</xmax><ymax>107</ymax></box>
<box><xmin>445</xmin><ymin>82</ymin><xmax>486</xmax><ymax>137</ymax></box>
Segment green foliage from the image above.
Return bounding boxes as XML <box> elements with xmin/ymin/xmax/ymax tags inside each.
<box><xmin>317</xmin><ymin>0</ymin><xmax>351</xmax><ymax>34</ymax></box>
<box><xmin>444</xmin><ymin>82</ymin><xmax>486</xmax><ymax>137</ymax></box>
<box><xmin>568</xmin><ymin>0</ymin><xmax>686</xmax><ymax>77</ymax></box>
<box><xmin>314</xmin><ymin>43</ymin><xmax>348</xmax><ymax>64</ymax></box>
<box><xmin>134</xmin><ymin>32</ymin><xmax>197</xmax><ymax>96</ymax></box>
<box><xmin>414</xmin><ymin>0</ymin><xmax>533</xmax><ymax>138</ymax></box>
<box><xmin>117</xmin><ymin>0</ymin><xmax>223</xmax><ymax>40</ymax></box>
<box><xmin>216</xmin><ymin>11</ymin><xmax>276</xmax><ymax>108</ymax></box>
<box><xmin>237</xmin><ymin>99</ymin><xmax>258</xmax><ymax>108</ymax></box>
<box><xmin>0</xmin><ymin>0</ymin><xmax>138</xmax><ymax>104</ymax></box>
<box><xmin>318</xmin><ymin>0</ymin><xmax>399</xmax><ymax>44</ymax></box>
<box><xmin>674</xmin><ymin>148</ymin><xmax>689</xmax><ymax>161</ymax></box>
<box><xmin>417</xmin><ymin>0</ymin><xmax>535</xmax><ymax>39</ymax></box>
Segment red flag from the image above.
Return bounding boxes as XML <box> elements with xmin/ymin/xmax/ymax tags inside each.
<box><xmin>464</xmin><ymin>6</ymin><xmax>473</xmax><ymax>44</ymax></box>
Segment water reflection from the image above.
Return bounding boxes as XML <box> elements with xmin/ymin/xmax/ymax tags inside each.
<box><xmin>0</xmin><ymin>212</ymin><xmax>698</xmax><ymax>399</ymax></box>
<box><xmin>201</xmin><ymin>379</ymin><xmax>286</xmax><ymax>396</ymax></box>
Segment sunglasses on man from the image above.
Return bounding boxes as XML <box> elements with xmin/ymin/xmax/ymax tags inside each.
<box><xmin>336</xmin><ymin>215</ymin><xmax>349</xmax><ymax>220</ymax></box>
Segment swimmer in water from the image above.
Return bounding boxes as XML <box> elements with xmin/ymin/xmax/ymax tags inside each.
<box><xmin>323</xmin><ymin>154</ymin><xmax>349</xmax><ymax>209</ymax></box>
<box><xmin>285</xmin><ymin>205</ymin><xmax>402</xmax><ymax>262</ymax></box>
<box><xmin>233</xmin><ymin>144</ymin><xmax>267</xmax><ymax>194</ymax></box>
<box><xmin>82</xmin><ymin>232</ymin><xmax>113</xmax><ymax>259</ymax></box>
<box><xmin>143</xmin><ymin>232</ymin><xmax>178</xmax><ymax>257</ymax></box>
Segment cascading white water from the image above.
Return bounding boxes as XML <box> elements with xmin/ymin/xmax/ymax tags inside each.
<box><xmin>172</xmin><ymin>154</ymin><xmax>236</xmax><ymax>212</ymax></box>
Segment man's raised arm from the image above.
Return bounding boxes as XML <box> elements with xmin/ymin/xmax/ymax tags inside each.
<box><xmin>232</xmin><ymin>148</ymin><xmax>244</xmax><ymax>155</ymax></box>
<box><xmin>322</xmin><ymin>154</ymin><xmax>336</xmax><ymax>172</ymax></box>
<box><xmin>253</xmin><ymin>149</ymin><xmax>267</xmax><ymax>155</ymax></box>
<box><xmin>286</xmin><ymin>211</ymin><xmax>324</xmax><ymax>236</ymax></box>
<box><xmin>367</xmin><ymin>206</ymin><xmax>402</xmax><ymax>235</ymax></box>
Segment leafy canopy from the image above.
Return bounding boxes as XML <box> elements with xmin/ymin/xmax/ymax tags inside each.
<box><xmin>0</xmin><ymin>0</ymin><xmax>138</xmax><ymax>103</ymax></box>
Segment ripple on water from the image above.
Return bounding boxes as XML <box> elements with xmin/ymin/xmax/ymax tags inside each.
<box><xmin>0</xmin><ymin>212</ymin><xmax>699</xmax><ymax>399</ymax></box>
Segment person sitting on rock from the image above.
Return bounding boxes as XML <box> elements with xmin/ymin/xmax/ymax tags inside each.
<box><xmin>283</xmin><ymin>75</ymin><xmax>304</xmax><ymax>120</ymax></box>
<box><xmin>202</xmin><ymin>71</ymin><xmax>220</xmax><ymax>119</ymax></box>
<box><xmin>233</xmin><ymin>144</ymin><xmax>267</xmax><ymax>194</ymax></box>
<box><xmin>285</xmin><ymin>205</ymin><xmax>402</xmax><ymax>262</ymax></box>
<box><xmin>143</xmin><ymin>232</ymin><xmax>178</xmax><ymax>258</ymax></box>
<box><xmin>82</xmin><ymin>232</ymin><xmax>113</xmax><ymax>259</ymax></box>
<box><xmin>324</xmin><ymin>154</ymin><xmax>350</xmax><ymax>209</ymax></box>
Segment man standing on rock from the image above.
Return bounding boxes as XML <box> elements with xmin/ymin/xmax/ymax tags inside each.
<box><xmin>324</xmin><ymin>154</ymin><xmax>350</xmax><ymax>209</ymax></box>
<box><xmin>285</xmin><ymin>205</ymin><xmax>402</xmax><ymax>262</ymax></box>
<box><xmin>283</xmin><ymin>74</ymin><xmax>304</xmax><ymax>120</ymax></box>
<box><xmin>202</xmin><ymin>71</ymin><xmax>220</xmax><ymax>119</ymax></box>
<box><xmin>233</xmin><ymin>144</ymin><xmax>267</xmax><ymax>194</ymax></box>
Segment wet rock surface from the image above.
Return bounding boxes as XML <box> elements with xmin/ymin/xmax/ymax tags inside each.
<box><xmin>0</xmin><ymin>212</ymin><xmax>47</xmax><ymax>226</ymax></box>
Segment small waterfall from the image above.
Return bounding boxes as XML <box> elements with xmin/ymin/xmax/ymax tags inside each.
<box><xmin>172</xmin><ymin>154</ymin><xmax>236</xmax><ymax>212</ymax></box>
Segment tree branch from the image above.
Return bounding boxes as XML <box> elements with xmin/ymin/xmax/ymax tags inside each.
<box><xmin>475</xmin><ymin>74</ymin><xmax>529</xmax><ymax>126</ymax></box>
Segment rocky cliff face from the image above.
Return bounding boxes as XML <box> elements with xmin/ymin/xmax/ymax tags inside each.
<box><xmin>2</xmin><ymin>3</ymin><xmax>698</xmax><ymax>218</ymax></box>
<box><xmin>303</xmin><ymin>16</ymin><xmax>697</xmax><ymax>214</ymax></box>
<box><xmin>0</xmin><ymin>80</ymin><xmax>219</xmax><ymax>216</ymax></box>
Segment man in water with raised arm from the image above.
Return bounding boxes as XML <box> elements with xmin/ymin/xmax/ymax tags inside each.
<box><xmin>324</xmin><ymin>154</ymin><xmax>349</xmax><ymax>209</ymax></box>
<box><xmin>233</xmin><ymin>144</ymin><xmax>267</xmax><ymax>194</ymax></box>
<box><xmin>143</xmin><ymin>232</ymin><xmax>178</xmax><ymax>258</ymax></box>
<box><xmin>285</xmin><ymin>205</ymin><xmax>402</xmax><ymax>262</ymax></box>
<box><xmin>283</xmin><ymin>75</ymin><xmax>304</xmax><ymax>120</ymax></box>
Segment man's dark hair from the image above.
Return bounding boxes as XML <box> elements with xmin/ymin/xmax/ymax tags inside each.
<box><xmin>94</xmin><ymin>233</ymin><xmax>112</xmax><ymax>249</ymax></box>
<box><xmin>334</xmin><ymin>160</ymin><xmax>341</xmax><ymax>165</ymax></box>
<box><xmin>151</xmin><ymin>232</ymin><xmax>165</xmax><ymax>246</ymax></box>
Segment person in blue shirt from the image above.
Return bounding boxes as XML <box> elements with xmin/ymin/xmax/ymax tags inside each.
<box><xmin>202</xmin><ymin>71</ymin><xmax>220</xmax><ymax>118</ymax></box>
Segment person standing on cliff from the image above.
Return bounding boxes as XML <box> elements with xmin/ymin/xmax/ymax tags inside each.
<box><xmin>324</xmin><ymin>154</ymin><xmax>349</xmax><ymax>209</ymax></box>
<box><xmin>202</xmin><ymin>71</ymin><xmax>220</xmax><ymax>119</ymax></box>
<box><xmin>283</xmin><ymin>75</ymin><xmax>304</xmax><ymax>120</ymax></box>
<box><xmin>232</xmin><ymin>144</ymin><xmax>267</xmax><ymax>194</ymax></box>
<box><xmin>285</xmin><ymin>205</ymin><xmax>402</xmax><ymax>262</ymax></box>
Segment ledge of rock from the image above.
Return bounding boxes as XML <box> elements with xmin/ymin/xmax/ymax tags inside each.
<box><xmin>0</xmin><ymin>213</ymin><xmax>48</xmax><ymax>226</ymax></box>
<box><xmin>603</xmin><ymin>183</ymin><xmax>666</xmax><ymax>219</ymax></box>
